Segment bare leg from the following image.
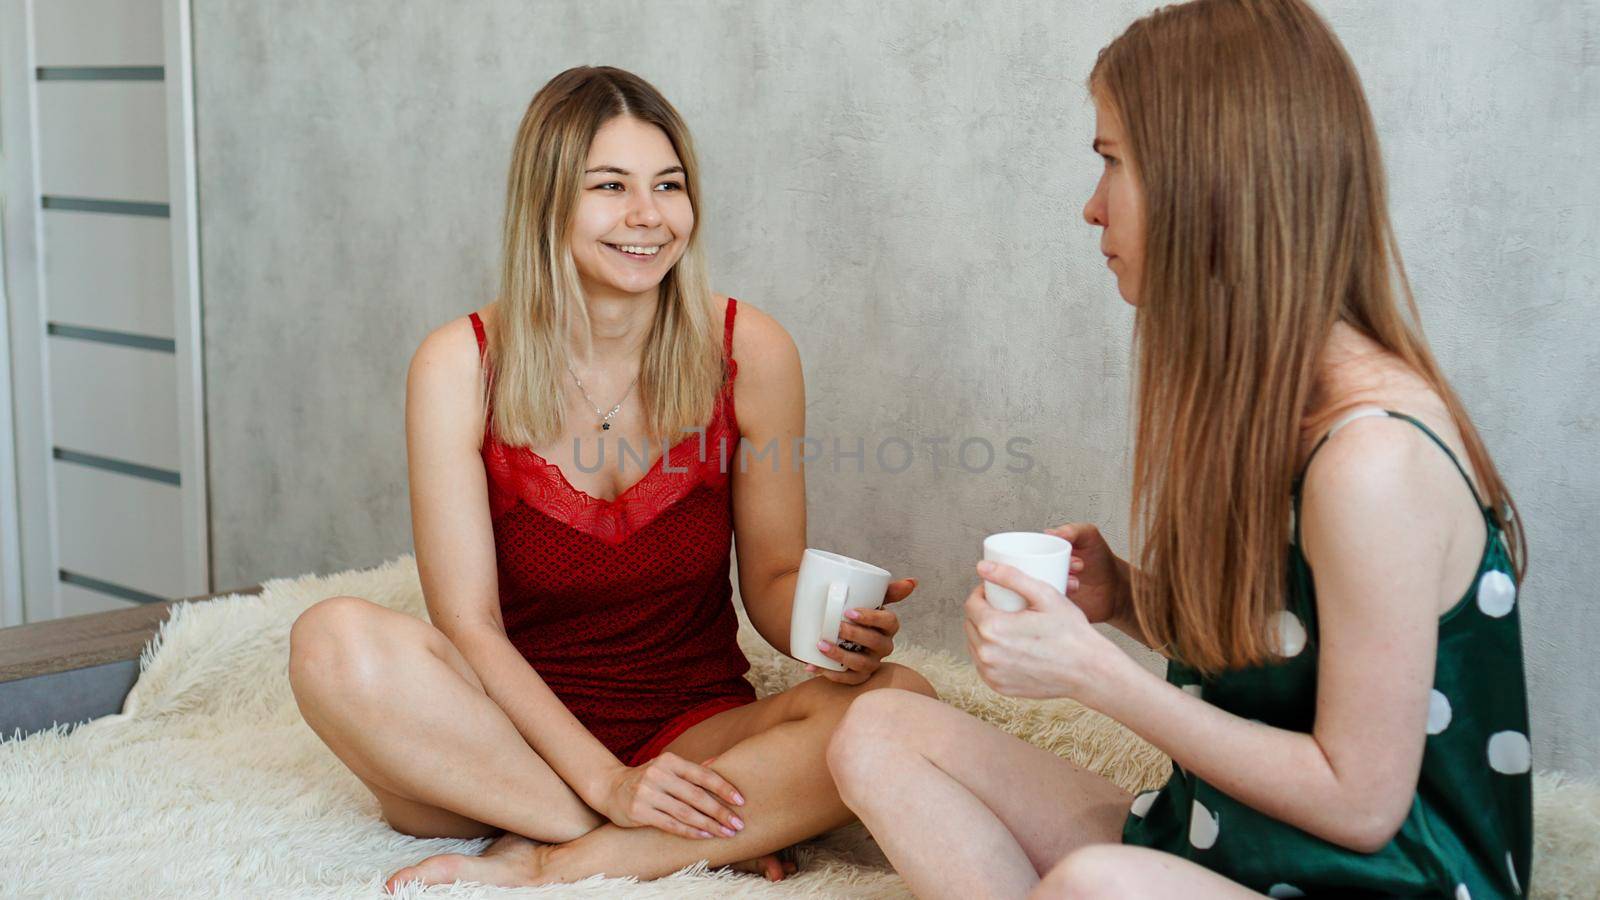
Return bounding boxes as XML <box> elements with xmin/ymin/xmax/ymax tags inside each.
<box><xmin>288</xmin><ymin>596</ymin><xmax>602</xmax><ymax>842</ymax></box>
<box><xmin>1033</xmin><ymin>844</ymin><xmax>1263</xmax><ymax>898</ymax></box>
<box><xmin>827</xmin><ymin>689</ymin><xmax>1133</xmax><ymax>900</ymax></box>
<box><xmin>386</xmin><ymin>664</ymin><xmax>938</xmax><ymax>888</ymax></box>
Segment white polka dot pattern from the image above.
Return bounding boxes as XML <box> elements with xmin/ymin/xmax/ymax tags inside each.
<box><xmin>1476</xmin><ymin>570</ymin><xmax>1516</xmax><ymax>618</ymax></box>
<box><xmin>1267</xmin><ymin>885</ymin><xmax>1306</xmax><ymax>898</ymax></box>
<box><xmin>1427</xmin><ymin>690</ymin><xmax>1453</xmax><ymax>735</ymax></box>
<box><xmin>1129</xmin><ymin>790</ymin><xmax>1160</xmax><ymax>818</ymax></box>
<box><xmin>1507</xmin><ymin>850</ymin><xmax>1521</xmax><ymax>894</ymax></box>
<box><xmin>1487</xmin><ymin>731</ymin><xmax>1532</xmax><ymax>775</ymax></box>
<box><xmin>1455</xmin><ymin>884</ymin><xmax>1471</xmax><ymax>900</ymax></box>
<box><xmin>1275</xmin><ymin>610</ymin><xmax>1307</xmax><ymax>657</ymax></box>
<box><xmin>1189</xmin><ymin>799</ymin><xmax>1219</xmax><ymax>850</ymax></box>
<box><xmin>1181</xmin><ymin>684</ymin><xmax>1203</xmax><ymax>699</ymax></box>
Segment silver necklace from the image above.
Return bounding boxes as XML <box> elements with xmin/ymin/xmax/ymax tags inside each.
<box><xmin>567</xmin><ymin>363</ymin><xmax>638</xmax><ymax>431</ymax></box>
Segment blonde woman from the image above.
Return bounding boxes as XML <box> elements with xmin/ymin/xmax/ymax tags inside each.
<box><xmin>287</xmin><ymin>66</ymin><xmax>933</xmax><ymax>889</ymax></box>
<box><xmin>828</xmin><ymin>1</ymin><xmax>1532</xmax><ymax>897</ymax></box>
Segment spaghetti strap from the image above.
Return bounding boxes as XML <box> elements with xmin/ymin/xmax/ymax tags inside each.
<box><xmin>1383</xmin><ymin>411</ymin><xmax>1488</xmax><ymax>510</ymax></box>
<box><xmin>467</xmin><ymin>312</ymin><xmax>493</xmax><ymax>432</ymax></box>
<box><xmin>1296</xmin><ymin>408</ymin><xmax>1487</xmax><ymax>510</ymax></box>
<box><xmin>720</xmin><ymin>298</ymin><xmax>741</xmax><ymax>432</ymax></box>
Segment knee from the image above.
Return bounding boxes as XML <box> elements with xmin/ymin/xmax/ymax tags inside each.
<box><xmin>287</xmin><ymin>595</ymin><xmax>387</xmax><ymax>694</ymax></box>
<box><xmin>1032</xmin><ymin>845</ymin><xmax>1135</xmax><ymax>900</ymax></box>
<box><xmin>289</xmin><ymin>595</ymin><xmax>368</xmax><ymax>663</ymax></box>
<box><xmin>826</xmin><ymin>688</ymin><xmax>924</xmax><ymax>802</ymax></box>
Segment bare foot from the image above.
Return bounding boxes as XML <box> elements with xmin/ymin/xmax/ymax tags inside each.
<box><xmin>724</xmin><ymin>848</ymin><xmax>800</xmax><ymax>882</ymax></box>
<box><xmin>384</xmin><ymin>831</ymin><xmax>553</xmax><ymax>893</ymax></box>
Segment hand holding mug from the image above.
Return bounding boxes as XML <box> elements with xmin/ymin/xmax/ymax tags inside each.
<box><xmin>1043</xmin><ymin>522</ymin><xmax>1132</xmax><ymax>627</ymax></box>
<box><xmin>807</xmin><ymin>578</ymin><xmax>914</xmax><ymax>685</ymax></box>
<box><xmin>789</xmin><ymin>549</ymin><xmax>914</xmax><ymax>686</ymax></box>
<box><xmin>966</xmin><ymin>559</ymin><xmax>1119</xmax><ymax>704</ymax></box>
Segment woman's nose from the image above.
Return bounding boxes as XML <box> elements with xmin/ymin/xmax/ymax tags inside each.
<box><xmin>1082</xmin><ymin>190</ymin><xmax>1105</xmax><ymax>227</ymax></box>
<box><xmin>627</xmin><ymin>192</ymin><xmax>663</xmax><ymax>228</ymax></box>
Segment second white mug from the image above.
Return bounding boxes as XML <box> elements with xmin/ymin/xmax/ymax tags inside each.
<box><xmin>982</xmin><ymin>531</ymin><xmax>1072</xmax><ymax>612</ymax></box>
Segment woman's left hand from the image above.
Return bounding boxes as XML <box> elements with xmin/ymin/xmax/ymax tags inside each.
<box><xmin>808</xmin><ymin>578</ymin><xmax>915</xmax><ymax>685</ymax></box>
<box><xmin>964</xmin><ymin>561</ymin><xmax>1119</xmax><ymax>702</ymax></box>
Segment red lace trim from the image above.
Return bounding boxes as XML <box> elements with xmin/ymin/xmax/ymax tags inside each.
<box><xmin>471</xmin><ymin>299</ymin><xmax>741</xmax><ymax>546</ymax></box>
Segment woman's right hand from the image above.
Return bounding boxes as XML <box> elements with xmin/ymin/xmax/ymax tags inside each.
<box><xmin>1045</xmin><ymin>522</ymin><xmax>1132</xmax><ymax>627</ymax></box>
<box><xmin>597</xmin><ymin>752</ymin><xmax>747</xmax><ymax>840</ymax></box>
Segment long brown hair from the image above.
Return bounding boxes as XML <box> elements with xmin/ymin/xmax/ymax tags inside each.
<box><xmin>1090</xmin><ymin>0</ymin><xmax>1527</xmax><ymax>674</ymax></box>
<box><xmin>490</xmin><ymin>66</ymin><xmax>722</xmax><ymax>447</ymax></box>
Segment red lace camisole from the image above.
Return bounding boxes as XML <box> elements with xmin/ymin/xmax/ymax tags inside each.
<box><xmin>468</xmin><ymin>298</ymin><xmax>756</xmax><ymax>766</ymax></box>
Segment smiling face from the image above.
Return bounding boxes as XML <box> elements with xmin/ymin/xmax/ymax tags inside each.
<box><xmin>1082</xmin><ymin>92</ymin><xmax>1147</xmax><ymax>306</ymax></box>
<box><xmin>567</xmin><ymin>115</ymin><xmax>694</xmax><ymax>301</ymax></box>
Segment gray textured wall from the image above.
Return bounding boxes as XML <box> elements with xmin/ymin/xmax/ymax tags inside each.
<box><xmin>195</xmin><ymin>1</ymin><xmax>1600</xmax><ymax>774</ymax></box>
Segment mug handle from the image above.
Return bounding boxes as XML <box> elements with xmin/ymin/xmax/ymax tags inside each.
<box><xmin>822</xmin><ymin>581</ymin><xmax>850</xmax><ymax>645</ymax></box>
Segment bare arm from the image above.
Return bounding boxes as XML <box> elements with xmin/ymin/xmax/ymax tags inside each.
<box><xmin>725</xmin><ymin>302</ymin><xmax>808</xmax><ymax>654</ymax></box>
<box><xmin>405</xmin><ymin>316</ymin><xmax>623</xmax><ymax>807</ymax></box>
<box><xmin>974</xmin><ymin>419</ymin><xmax>1465</xmax><ymax>853</ymax></box>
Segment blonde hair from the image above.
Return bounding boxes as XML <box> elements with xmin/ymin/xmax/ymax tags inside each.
<box><xmin>1091</xmin><ymin>0</ymin><xmax>1527</xmax><ymax>674</ymax></box>
<box><xmin>489</xmin><ymin>65</ymin><xmax>723</xmax><ymax>447</ymax></box>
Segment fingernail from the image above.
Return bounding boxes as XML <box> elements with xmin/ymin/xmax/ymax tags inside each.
<box><xmin>698</xmin><ymin>830</ymin><xmax>713</xmax><ymax>839</ymax></box>
<box><xmin>977</xmin><ymin>561</ymin><xmax>996</xmax><ymax>574</ymax></box>
<box><xmin>731</xmin><ymin>815</ymin><xmax>745</xmax><ymax>830</ymax></box>
<box><xmin>845</xmin><ymin>609</ymin><xmax>861</xmax><ymax>620</ymax></box>
<box><xmin>721</xmin><ymin>826</ymin><xmax>737</xmax><ymax>837</ymax></box>
<box><xmin>733</xmin><ymin>792</ymin><xmax>745</xmax><ymax>806</ymax></box>
<box><xmin>817</xmin><ymin>640</ymin><xmax>832</xmax><ymax>651</ymax></box>
<box><xmin>805</xmin><ymin>664</ymin><xmax>816</xmax><ymax>672</ymax></box>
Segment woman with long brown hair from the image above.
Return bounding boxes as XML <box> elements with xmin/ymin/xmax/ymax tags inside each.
<box><xmin>286</xmin><ymin>65</ymin><xmax>934</xmax><ymax>889</ymax></box>
<box><xmin>828</xmin><ymin>1</ymin><xmax>1532</xmax><ymax>896</ymax></box>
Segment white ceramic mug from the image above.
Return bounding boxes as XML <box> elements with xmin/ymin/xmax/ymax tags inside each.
<box><xmin>789</xmin><ymin>549</ymin><xmax>892</xmax><ymax>671</ymax></box>
<box><xmin>982</xmin><ymin>531</ymin><xmax>1072</xmax><ymax>611</ymax></box>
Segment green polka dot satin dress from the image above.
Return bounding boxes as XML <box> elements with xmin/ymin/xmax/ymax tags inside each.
<box><xmin>1122</xmin><ymin>410</ymin><xmax>1533</xmax><ymax>898</ymax></box>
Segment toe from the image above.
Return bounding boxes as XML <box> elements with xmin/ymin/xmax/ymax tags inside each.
<box><xmin>383</xmin><ymin>867</ymin><xmax>413</xmax><ymax>894</ymax></box>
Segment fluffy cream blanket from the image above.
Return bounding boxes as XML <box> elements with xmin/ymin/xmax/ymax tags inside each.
<box><xmin>1</xmin><ymin>556</ymin><xmax>1593</xmax><ymax>898</ymax></box>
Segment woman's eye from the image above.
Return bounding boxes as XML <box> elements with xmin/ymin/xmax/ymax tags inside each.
<box><xmin>595</xmin><ymin>182</ymin><xmax>623</xmax><ymax>191</ymax></box>
<box><xmin>655</xmin><ymin>181</ymin><xmax>684</xmax><ymax>192</ymax></box>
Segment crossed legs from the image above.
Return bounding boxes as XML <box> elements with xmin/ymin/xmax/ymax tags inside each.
<box><xmin>287</xmin><ymin>594</ymin><xmax>937</xmax><ymax>889</ymax></box>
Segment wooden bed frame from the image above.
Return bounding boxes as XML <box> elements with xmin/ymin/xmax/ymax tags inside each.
<box><xmin>0</xmin><ymin>586</ymin><xmax>262</xmax><ymax>740</ymax></box>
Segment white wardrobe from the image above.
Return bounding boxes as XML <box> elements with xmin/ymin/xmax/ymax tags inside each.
<box><xmin>0</xmin><ymin>0</ymin><xmax>208</xmax><ymax>625</ymax></box>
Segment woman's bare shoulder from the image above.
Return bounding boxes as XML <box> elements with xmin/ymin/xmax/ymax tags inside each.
<box><xmin>412</xmin><ymin>310</ymin><xmax>486</xmax><ymax>379</ymax></box>
<box><xmin>718</xmin><ymin>295</ymin><xmax>798</xmax><ymax>372</ymax></box>
<box><xmin>407</xmin><ymin>306</ymin><xmax>492</xmax><ymax>442</ymax></box>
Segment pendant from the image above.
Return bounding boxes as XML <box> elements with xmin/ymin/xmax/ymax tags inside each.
<box><xmin>601</xmin><ymin>422</ymin><xmax>611</xmax><ymax>431</ymax></box>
